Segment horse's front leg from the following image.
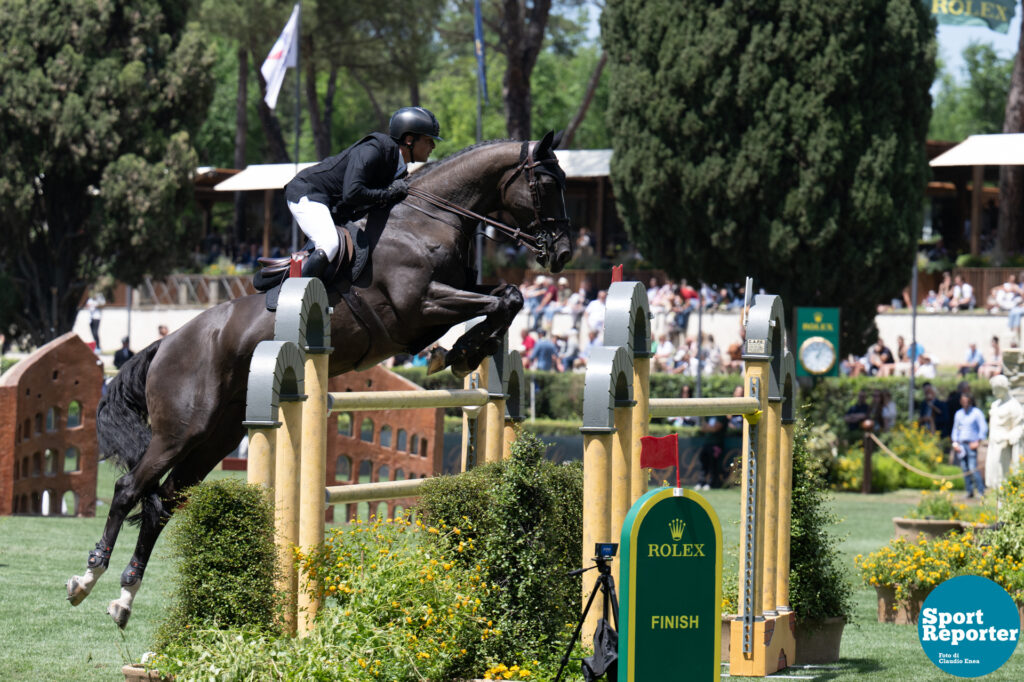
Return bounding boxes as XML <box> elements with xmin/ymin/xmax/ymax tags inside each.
<box><xmin>419</xmin><ymin>281</ymin><xmax>523</xmax><ymax>378</ymax></box>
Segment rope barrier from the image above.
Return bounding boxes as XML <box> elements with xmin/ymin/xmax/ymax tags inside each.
<box><xmin>865</xmin><ymin>432</ymin><xmax>978</xmax><ymax>481</ymax></box>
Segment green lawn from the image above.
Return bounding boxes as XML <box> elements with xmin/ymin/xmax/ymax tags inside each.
<box><xmin>1</xmin><ymin>466</ymin><xmax>1022</xmax><ymax>680</ymax></box>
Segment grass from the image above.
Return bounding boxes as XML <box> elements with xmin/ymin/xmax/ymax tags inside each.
<box><xmin>1</xmin><ymin>467</ymin><xmax>1022</xmax><ymax>680</ymax></box>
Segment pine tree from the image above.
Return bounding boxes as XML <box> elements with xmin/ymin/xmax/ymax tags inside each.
<box><xmin>602</xmin><ymin>0</ymin><xmax>935</xmax><ymax>351</ymax></box>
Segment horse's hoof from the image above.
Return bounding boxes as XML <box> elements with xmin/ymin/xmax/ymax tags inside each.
<box><xmin>108</xmin><ymin>600</ymin><xmax>132</xmax><ymax>629</ymax></box>
<box><xmin>426</xmin><ymin>347</ymin><xmax>447</xmax><ymax>375</ymax></box>
<box><xmin>66</xmin><ymin>576</ymin><xmax>90</xmax><ymax>606</ymax></box>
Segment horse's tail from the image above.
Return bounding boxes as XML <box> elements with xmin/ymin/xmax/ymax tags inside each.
<box><xmin>97</xmin><ymin>340</ymin><xmax>161</xmax><ymax>472</ymax></box>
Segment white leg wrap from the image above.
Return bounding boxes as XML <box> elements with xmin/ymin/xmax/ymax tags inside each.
<box><xmin>78</xmin><ymin>565</ymin><xmax>106</xmax><ymax>592</ymax></box>
<box><xmin>112</xmin><ymin>580</ymin><xmax>141</xmax><ymax>611</ymax></box>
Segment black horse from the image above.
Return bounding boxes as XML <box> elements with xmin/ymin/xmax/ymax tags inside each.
<box><xmin>67</xmin><ymin>132</ymin><xmax>573</xmax><ymax>627</ymax></box>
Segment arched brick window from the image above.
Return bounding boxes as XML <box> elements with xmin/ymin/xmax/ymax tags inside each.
<box><xmin>397</xmin><ymin>429</ymin><xmax>408</xmax><ymax>451</ymax></box>
<box><xmin>335</xmin><ymin>455</ymin><xmax>352</xmax><ymax>482</ymax></box>
<box><xmin>66</xmin><ymin>401</ymin><xmax>83</xmax><ymax>429</ymax></box>
<box><xmin>376</xmin><ymin>465</ymin><xmax>390</xmax><ymax>482</ymax></box>
<box><xmin>360</xmin><ymin>418</ymin><xmax>374</xmax><ymax>443</ymax></box>
<box><xmin>380</xmin><ymin>425</ymin><xmax>392</xmax><ymax>448</ymax></box>
<box><xmin>336</xmin><ymin>412</ymin><xmax>353</xmax><ymax>437</ymax></box>
<box><xmin>64</xmin><ymin>447</ymin><xmax>80</xmax><ymax>474</ymax></box>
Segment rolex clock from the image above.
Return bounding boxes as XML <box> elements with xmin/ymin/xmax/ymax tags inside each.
<box><xmin>798</xmin><ymin>335</ymin><xmax>837</xmax><ymax>375</ymax></box>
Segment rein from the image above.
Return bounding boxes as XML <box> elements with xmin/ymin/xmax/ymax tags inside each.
<box><xmin>405</xmin><ymin>185</ymin><xmax>544</xmax><ymax>255</ymax></box>
<box><xmin>404</xmin><ymin>141</ymin><xmax>569</xmax><ymax>264</ymax></box>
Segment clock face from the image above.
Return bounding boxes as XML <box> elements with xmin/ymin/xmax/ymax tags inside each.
<box><xmin>800</xmin><ymin>336</ymin><xmax>836</xmax><ymax>375</ymax></box>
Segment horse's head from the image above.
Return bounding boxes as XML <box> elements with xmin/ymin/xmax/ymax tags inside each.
<box><xmin>500</xmin><ymin>131</ymin><xmax>574</xmax><ymax>273</ymax></box>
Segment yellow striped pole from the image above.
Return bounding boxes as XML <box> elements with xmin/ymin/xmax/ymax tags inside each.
<box><xmin>776</xmin><ymin>418</ymin><xmax>795</xmax><ymax>613</ymax></box>
<box><xmin>247</xmin><ymin>428</ymin><xmax>275</xmax><ymax>489</ymax></box>
<box><xmin>630</xmin><ymin>357</ymin><xmax>650</xmax><ymax>504</ymax></box>
<box><xmin>761</xmin><ymin>396</ymin><xmax>782</xmax><ymax>616</ymax></box>
<box><xmin>582</xmin><ymin>432</ymin><xmax>612</xmax><ymax>644</ymax></box>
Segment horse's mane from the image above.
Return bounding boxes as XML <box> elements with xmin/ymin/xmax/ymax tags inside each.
<box><xmin>411</xmin><ymin>138</ymin><xmax>520</xmax><ymax>182</ymax></box>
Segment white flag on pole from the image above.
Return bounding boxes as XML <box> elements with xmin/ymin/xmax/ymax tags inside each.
<box><xmin>261</xmin><ymin>3</ymin><xmax>300</xmax><ymax>109</ymax></box>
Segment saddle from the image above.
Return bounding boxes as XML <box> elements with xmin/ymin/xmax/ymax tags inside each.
<box><xmin>254</xmin><ymin>224</ymin><xmax>362</xmax><ymax>311</ymax></box>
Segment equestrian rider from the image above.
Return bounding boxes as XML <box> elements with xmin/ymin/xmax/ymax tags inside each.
<box><xmin>284</xmin><ymin>106</ymin><xmax>443</xmax><ymax>279</ymax></box>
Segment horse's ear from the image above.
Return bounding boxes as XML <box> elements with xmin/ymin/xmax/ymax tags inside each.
<box><xmin>536</xmin><ymin>130</ymin><xmax>555</xmax><ymax>155</ymax></box>
<box><xmin>552</xmin><ymin>130</ymin><xmax>565</xmax><ymax>150</ymax></box>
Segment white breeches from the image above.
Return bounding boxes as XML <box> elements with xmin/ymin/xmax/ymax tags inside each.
<box><xmin>288</xmin><ymin>196</ymin><xmax>340</xmax><ymax>260</ymax></box>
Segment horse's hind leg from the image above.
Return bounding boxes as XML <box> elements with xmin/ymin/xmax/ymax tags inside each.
<box><xmin>67</xmin><ymin>438</ymin><xmax>180</xmax><ymax>607</ymax></box>
<box><xmin>108</xmin><ymin>423</ymin><xmax>243</xmax><ymax>628</ymax></box>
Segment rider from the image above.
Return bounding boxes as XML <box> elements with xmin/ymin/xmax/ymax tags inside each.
<box><xmin>284</xmin><ymin>106</ymin><xmax>443</xmax><ymax>279</ymax></box>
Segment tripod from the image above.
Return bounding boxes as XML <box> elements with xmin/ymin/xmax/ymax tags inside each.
<box><xmin>554</xmin><ymin>554</ymin><xmax>620</xmax><ymax>682</ymax></box>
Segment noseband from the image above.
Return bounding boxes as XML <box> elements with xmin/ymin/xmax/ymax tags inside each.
<box><xmin>405</xmin><ymin>141</ymin><xmax>569</xmax><ymax>265</ymax></box>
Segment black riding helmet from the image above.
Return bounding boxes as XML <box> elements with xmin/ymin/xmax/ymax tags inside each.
<box><xmin>389</xmin><ymin>106</ymin><xmax>444</xmax><ymax>143</ymax></box>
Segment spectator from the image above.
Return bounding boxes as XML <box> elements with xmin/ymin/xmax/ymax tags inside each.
<box><xmin>556</xmin><ymin>333</ymin><xmax>579</xmax><ymax>370</ymax></box>
<box><xmin>988</xmin><ymin>275</ymin><xmax>1022</xmax><ymax>313</ymax></box>
<box><xmin>844</xmin><ymin>390</ymin><xmax>872</xmax><ymax>433</ymax></box>
<box><xmin>696</xmin><ymin>414</ymin><xmax>726</xmax><ymax>490</ymax></box>
<box><xmin>867</xmin><ymin>338</ymin><xmax>894</xmax><ymax>376</ymax></box>
<box><xmin>915</xmin><ymin>354</ymin><xmax>937</xmax><ymax>379</ymax></box>
<box><xmin>521</xmin><ymin>276</ymin><xmax>547</xmax><ymax>327</ymax></box>
<box><xmin>937</xmin><ymin>271</ymin><xmax>953</xmax><ymax>310</ymax></box>
<box><xmin>575</xmin><ymin>227</ymin><xmax>594</xmax><ymax>257</ymax></box>
<box><xmin>924</xmin><ymin>290</ymin><xmax>941</xmax><ymax>312</ymax></box>
<box><xmin>528</xmin><ymin>330</ymin><xmax>563</xmax><ymax>372</ymax></box>
<box><xmin>653</xmin><ymin>333</ymin><xmax>676</xmax><ymax>372</ymax></box>
<box><xmin>669</xmin><ymin>384</ymin><xmax>698</xmax><ymax>427</ymax></box>
<box><xmin>944</xmin><ymin>381</ymin><xmax>971</xmax><ymax>439</ymax></box>
<box><xmin>958</xmin><ymin>342</ymin><xmax>985</xmax><ymax>376</ymax></box>
<box><xmin>951</xmin><ymin>394</ymin><xmax>988</xmax><ymax>498</ymax></box>
<box><xmin>918</xmin><ymin>383</ymin><xmax>948</xmax><ymax>434</ymax></box>
<box><xmin>534</xmin><ymin>276</ymin><xmax>559</xmax><ymax>330</ymax></box>
<box><xmin>950</xmin><ymin>274</ymin><xmax>975</xmax><ymax>311</ymax></box>
<box><xmin>113</xmin><ymin>337</ymin><xmax>134</xmax><ymax>369</ymax></box>
<box><xmin>723</xmin><ymin>338</ymin><xmax>744</xmax><ymax>374</ymax></box>
<box><xmin>519</xmin><ymin>328</ymin><xmax>536</xmax><ymax>356</ymax></box>
<box><xmin>410</xmin><ymin>349</ymin><xmax>429</xmax><ymax>367</ymax></box>
<box><xmin>728</xmin><ymin>384</ymin><xmax>746</xmax><ymax>431</ymax></box>
<box><xmin>701</xmin><ymin>334</ymin><xmax>722</xmax><ymax>375</ymax></box>
<box><xmin>584</xmin><ymin>289</ymin><xmax>607</xmax><ymax>336</ymax></box>
<box><xmin>576</xmin><ymin>330</ymin><xmax>602</xmax><ymax>369</ymax></box>
<box><xmin>85</xmin><ymin>291</ymin><xmax>104</xmax><ymax>352</ymax></box>
<box><xmin>878</xmin><ymin>390</ymin><xmax>897</xmax><ymax>432</ymax></box>
<box><xmin>157</xmin><ymin>324</ymin><xmax>169</xmax><ymax>338</ymax></box>
<box><xmin>978</xmin><ymin>336</ymin><xmax>1003</xmax><ymax>379</ymax></box>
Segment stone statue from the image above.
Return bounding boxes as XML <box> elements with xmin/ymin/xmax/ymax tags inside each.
<box><xmin>986</xmin><ymin>375</ymin><xmax>1024</xmax><ymax>491</ymax></box>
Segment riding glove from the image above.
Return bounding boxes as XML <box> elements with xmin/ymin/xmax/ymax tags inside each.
<box><xmin>384</xmin><ymin>179</ymin><xmax>409</xmax><ymax>205</ymax></box>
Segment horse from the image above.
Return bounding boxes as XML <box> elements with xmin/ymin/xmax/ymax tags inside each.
<box><xmin>66</xmin><ymin>131</ymin><xmax>573</xmax><ymax>628</ymax></box>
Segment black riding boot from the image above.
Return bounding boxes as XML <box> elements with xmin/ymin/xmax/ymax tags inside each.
<box><xmin>300</xmin><ymin>249</ymin><xmax>329</xmax><ymax>280</ymax></box>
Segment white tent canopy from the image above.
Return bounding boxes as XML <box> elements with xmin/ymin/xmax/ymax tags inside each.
<box><xmin>930</xmin><ymin>134</ymin><xmax>1024</xmax><ymax>167</ymax></box>
<box><xmin>214</xmin><ymin>163</ymin><xmax>317</xmax><ymax>192</ymax></box>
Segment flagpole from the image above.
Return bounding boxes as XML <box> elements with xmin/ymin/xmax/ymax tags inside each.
<box><xmin>291</xmin><ymin>2</ymin><xmax>302</xmax><ymax>253</ymax></box>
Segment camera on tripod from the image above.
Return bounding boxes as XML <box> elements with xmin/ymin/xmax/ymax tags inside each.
<box><xmin>556</xmin><ymin>543</ymin><xmax>620</xmax><ymax>682</ymax></box>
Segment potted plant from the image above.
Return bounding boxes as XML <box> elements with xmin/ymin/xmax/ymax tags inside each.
<box><xmin>893</xmin><ymin>483</ymin><xmax>997</xmax><ymax>540</ymax></box>
<box><xmin>856</xmin><ymin>531</ymin><xmax>979</xmax><ymax>624</ymax></box>
<box><xmin>788</xmin><ymin>420</ymin><xmax>854</xmax><ymax>664</ymax></box>
<box><xmin>719</xmin><ymin>421</ymin><xmax>854</xmax><ymax>664</ymax></box>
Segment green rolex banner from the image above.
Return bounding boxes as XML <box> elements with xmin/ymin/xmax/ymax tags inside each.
<box><xmin>619</xmin><ymin>487</ymin><xmax>722</xmax><ymax>681</ymax></box>
<box><xmin>930</xmin><ymin>0</ymin><xmax>1017</xmax><ymax>33</ymax></box>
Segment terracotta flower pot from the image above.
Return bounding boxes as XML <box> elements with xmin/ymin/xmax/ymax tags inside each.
<box><xmin>793</xmin><ymin>616</ymin><xmax>845</xmax><ymax>664</ymax></box>
<box><xmin>892</xmin><ymin>517</ymin><xmax>963</xmax><ymax>541</ymax></box>
<box><xmin>875</xmin><ymin>585</ymin><xmax>932</xmax><ymax>625</ymax></box>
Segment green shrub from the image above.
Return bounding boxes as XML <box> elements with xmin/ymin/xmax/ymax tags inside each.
<box><xmin>833</xmin><ymin>446</ymin><xmax>903</xmax><ymax>493</ymax></box>
<box><xmin>789</xmin><ymin>421</ymin><xmax>854</xmax><ymax>623</ymax></box>
<box><xmin>418</xmin><ymin>430</ymin><xmax>584</xmax><ymax>664</ymax></box>
<box><xmin>154</xmin><ymin>479</ymin><xmax>280</xmax><ymax>650</ymax></box>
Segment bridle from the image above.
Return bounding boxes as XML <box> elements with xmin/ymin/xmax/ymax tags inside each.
<box><xmin>405</xmin><ymin>141</ymin><xmax>569</xmax><ymax>265</ymax></box>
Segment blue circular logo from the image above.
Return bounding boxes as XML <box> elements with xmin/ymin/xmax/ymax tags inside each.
<box><xmin>918</xmin><ymin>575</ymin><xmax>1020</xmax><ymax>677</ymax></box>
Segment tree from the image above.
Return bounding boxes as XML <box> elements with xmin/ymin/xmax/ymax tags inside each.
<box><xmin>930</xmin><ymin>43</ymin><xmax>1013</xmax><ymax>142</ymax></box>
<box><xmin>1000</xmin><ymin>22</ymin><xmax>1024</xmax><ymax>255</ymax></box>
<box><xmin>442</xmin><ymin>0</ymin><xmax>588</xmax><ymax>139</ymax></box>
<box><xmin>0</xmin><ymin>1</ymin><xmax>215</xmax><ymax>344</ymax></box>
<box><xmin>602</xmin><ymin>0</ymin><xmax>935</xmax><ymax>353</ymax></box>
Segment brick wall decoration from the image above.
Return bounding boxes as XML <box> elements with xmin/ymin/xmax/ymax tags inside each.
<box><xmin>327</xmin><ymin>364</ymin><xmax>443</xmax><ymax>522</ymax></box>
<box><xmin>221</xmin><ymin>363</ymin><xmax>444</xmax><ymax>522</ymax></box>
<box><xmin>0</xmin><ymin>332</ymin><xmax>104</xmax><ymax>517</ymax></box>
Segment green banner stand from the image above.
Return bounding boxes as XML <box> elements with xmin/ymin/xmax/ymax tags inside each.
<box><xmin>619</xmin><ymin>487</ymin><xmax>722</xmax><ymax>681</ymax></box>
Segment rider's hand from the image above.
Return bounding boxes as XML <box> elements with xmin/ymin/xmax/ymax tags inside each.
<box><xmin>385</xmin><ymin>179</ymin><xmax>409</xmax><ymax>204</ymax></box>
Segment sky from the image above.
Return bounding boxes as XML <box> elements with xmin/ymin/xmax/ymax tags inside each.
<box><xmin>938</xmin><ymin>9</ymin><xmax>1021</xmax><ymax>83</ymax></box>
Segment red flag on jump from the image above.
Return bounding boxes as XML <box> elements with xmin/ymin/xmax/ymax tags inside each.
<box><xmin>611</xmin><ymin>264</ymin><xmax>623</xmax><ymax>282</ymax></box>
<box><xmin>640</xmin><ymin>433</ymin><xmax>678</xmax><ymax>469</ymax></box>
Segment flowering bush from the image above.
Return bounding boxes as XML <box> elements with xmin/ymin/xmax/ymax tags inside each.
<box><xmin>855</xmin><ymin>533</ymin><xmax>978</xmax><ymax>606</ymax></box>
<box><xmin>905</xmin><ymin>482</ymin><xmax>996</xmax><ymax>523</ymax></box>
